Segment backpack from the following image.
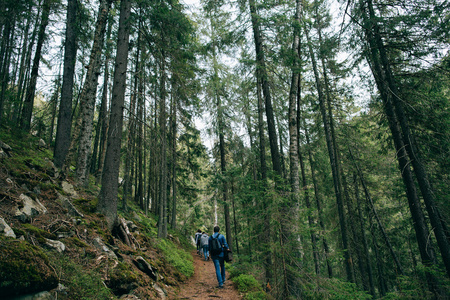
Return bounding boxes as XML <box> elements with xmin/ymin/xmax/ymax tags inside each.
<box><xmin>210</xmin><ymin>234</ymin><xmax>222</xmax><ymax>255</ymax></box>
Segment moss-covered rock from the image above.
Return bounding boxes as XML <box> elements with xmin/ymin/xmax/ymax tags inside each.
<box><xmin>0</xmin><ymin>238</ymin><xmax>58</xmax><ymax>297</ymax></box>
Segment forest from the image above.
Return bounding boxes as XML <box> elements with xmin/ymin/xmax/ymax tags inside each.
<box><xmin>0</xmin><ymin>0</ymin><xmax>449</xmax><ymax>299</ymax></box>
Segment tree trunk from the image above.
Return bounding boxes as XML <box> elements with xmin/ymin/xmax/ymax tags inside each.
<box><xmin>76</xmin><ymin>0</ymin><xmax>112</xmax><ymax>186</ymax></box>
<box><xmin>361</xmin><ymin>0</ymin><xmax>442</xmax><ymax>294</ymax></box>
<box><xmin>20</xmin><ymin>0</ymin><xmax>51</xmax><ymax>131</ymax></box>
<box><xmin>95</xmin><ymin>17</ymin><xmax>112</xmax><ymax>184</ymax></box>
<box><xmin>306</xmin><ymin>29</ymin><xmax>354</xmax><ymax>283</ymax></box>
<box><xmin>354</xmin><ymin>174</ymin><xmax>376</xmax><ymax>297</ymax></box>
<box><xmin>303</xmin><ymin>119</ymin><xmax>333</xmax><ymax>278</ymax></box>
<box><xmin>53</xmin><ymin>0</ymin><xmax>78</xmax><ymax>168</ymax></box>
<box><xmin>365</xmin><ymin>0</ymin><xmax>450</xmax><ymax>278</ymax></box>
<box><xmin>256</xmin><ymin>74</ymin><xmax>273</xmax><ymax>288</ymax></box>
<box><xmin>97</xmin><ymin>0</ymin><xmax>132</xmax><ymax>231</ymax></box>
<box><xmin>170</xmin><ymin>88</ymin><xmax>177</xmax><ymax>228</ymax></box>
<box><xmin>157</xmin><ymin>46</ymin><xmax>168</xmax><ymax>239</ymax></box>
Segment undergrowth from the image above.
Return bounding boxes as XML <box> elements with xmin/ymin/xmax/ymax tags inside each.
<box><xmin>157</xmin><ymin>238</ymin><xmax>194</xmax><ymax>278</ymax></box>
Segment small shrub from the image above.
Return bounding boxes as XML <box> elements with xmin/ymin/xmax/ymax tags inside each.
<box><xmin>233</xmin><ymin>274</ymin><xmax>262</xmax><ymax>293</ymax></box>
<box><xmin>244</xmin><ymin>291</ymin><xmax>267</xmax><ymax>300</ymax></box>
<box><xmin>157</xmin><ymin>239</ymin><xmax>194</xmax><ymax>278</ymax></box>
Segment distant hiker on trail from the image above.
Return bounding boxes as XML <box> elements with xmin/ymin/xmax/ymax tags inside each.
<box><xmin>200</xmin><ymin>232</ymin><xmax>209</xmax><ymax>261</ymax></box>
<box><xmin>209</xmin><ymin>225</ymin><xmax>229</xmax><ymax>289</ymax></box>
<box><xmin>195</xmin><ymin>229</ymin><xmax>202</xmax><ymax>255</ymax></box>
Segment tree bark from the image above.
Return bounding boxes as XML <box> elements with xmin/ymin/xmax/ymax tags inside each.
<box><xmin>20</xmin><ymin>0</ymin><xmax>51</xmax><ymax>131</ymax></box>
<box><xmin>76</xmin><ymin>0</ymin><xmax>112</xmax><ymax>186</ymax></box>
<box><xmin>306</xmin><ymin>29</ymin><xmax>354</xmax><ymax>282</ymax></box>
<box><xmin>97</xmin><ymin>0</ymin><xmax>132</xmax><ymax>231</ymax></box>
<box><xmin>365</xmin><ymin>0</ymin><xmax>450</xmax><ymax>278</ymax></box>
<box><xmin>53</xmin><ymin>0</ymin><xmax>78</xmax><ymax>169</ymax></box>
<box><xmin>360</xmin><ymin>1</ymin><xmax>442</xmax><ymax>294</ymax></box>
<box><xmin>157</xmin><ymin>46</ymin><xmax>168</xmax><ymax>239</ymax></box>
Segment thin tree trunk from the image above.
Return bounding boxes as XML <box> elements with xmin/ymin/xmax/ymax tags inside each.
<box><xmin>257</xmin><ymin>74</ymin><xmax>273</xmax><ymax>288</ymax></box>
<box><xmin>20</xmin><ymin>0</ymin><xmax>51</xmax><ymax>131</ymax></box>
<box><xmin>76</xmin><ymin>0</ymin><xmax>112</xmax><ymax>185</ymax></box>
<box><xmin>354</xmin><ymin>174</ymin><xmax>376</xmax><ymax>297</ymax></box>
<box><xmin>96</xmin><ymin>20</ymin><xmax>112</xmax><ymax>183</ymax></box>
<box><xmin>170</xmin><ymin>89</ymin><xmax>177</xmax><ymax>228</ymax></box>
<box><xmin>157</xmin><ymin>45</ymin><xmax>168</xmax><ymax>239</ymax></box>
<box><xmin>306</xmin><ymin>29</ymin><xmax>354</xmax><ymax>282</ymax></box>
<box><xmin>349</xmin><ymin>146</ymin><xmax>404</xmax><ymax>275</ymax></box>
<box><xmin>303</xmin><ymin>119</ymin><xmax>333</xmax><ymax>278</ymax></box>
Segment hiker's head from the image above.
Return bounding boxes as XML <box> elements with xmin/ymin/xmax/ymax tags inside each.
<box><xmin>197</xmin><ymin>229</ymin><xmax>201</xmax><ymax>232</ymax></box>
<box><xmin>214</xmin><ymin>226</ymin><xmax>220</xmax><ymax>233</ymax></box>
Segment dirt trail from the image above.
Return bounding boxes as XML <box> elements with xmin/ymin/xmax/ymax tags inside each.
<box><xmin>173</xmin><ymin>251</ymin><xmax>242</xmax><ymax>300</ymax></box>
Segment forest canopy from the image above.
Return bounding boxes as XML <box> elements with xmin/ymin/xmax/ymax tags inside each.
<box><xmin>0</xmin><ymin>0</ymin><xmax>449</xmax><ymax>298</ymax></box>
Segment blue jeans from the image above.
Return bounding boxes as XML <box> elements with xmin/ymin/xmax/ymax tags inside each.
<box><xmin>212</xmin><ymin>257</ymin><xmax>225</xmax><ymax>286</ymax></box>
<box><xmin>202</xmin><ymin>245</ymin><xmax>209</xmax><ymax>260</ymax></box>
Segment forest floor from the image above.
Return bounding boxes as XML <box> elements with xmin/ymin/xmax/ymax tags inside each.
<box><xmin>174</xmin><ymin>251</ymin><xmax>242</xmax><ymax>300</ymax></box>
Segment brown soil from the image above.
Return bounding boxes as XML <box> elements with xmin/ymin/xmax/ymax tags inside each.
<box><xmin>173</xmin><ymin>251</ymin><xmax>242</xmax><ymax>300</ymax></box>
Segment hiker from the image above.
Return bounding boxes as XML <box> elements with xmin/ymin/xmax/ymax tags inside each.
<box><xmin>200</xmin><ymin>232</ymin><xmax>209</xmax><ymax>261</ymax></box>
<box><xmin>209</xmin><ymin>225</ymin><xmax>229</xmax><ymax>288</ymax></box>
<box><xmin>194</xmin><ymin>229</ymin><xmax>202</xmax><ymax>255</ymax></box>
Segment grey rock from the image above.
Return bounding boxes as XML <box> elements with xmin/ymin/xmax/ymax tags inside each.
<box><xmin>38</xmin><ymin>139</ymin><xmax>47</xmax><ymax>148</ymax></box>
<box><xmin>45</xmin><ymin>238</ymin><xmax>66</xmax><ymax>253</ymax></box>
<box><xmin>56</xmin><ymin>192</ymin><xmax>84</xmax><ymax>217</ymax></box>
<box><xmin>14</xmin><ymin>194</ymin><xmax>47</xmax><ymax>222</ymax></box>
<box><xmin>133</xmin><ymin>256</ymin><xmax>158</xmax><ymax>281</ymax></box>
<box><xmin>92</xmin><ymin>236</ymin><xmax>117</xmax><ymax>259</ymax></box>
<box><xmin>119</xmin><ymin>295</ymin><xmax>140</xmax><ymax>300</ymax></box>
<box><xmin>0</xmin><ymin>217</ymin><xmax>16</xmax><ymax>238</ymax></box>
<box><xmin>13</xmin><ymin>291</ymin><xmax>54</xmax><ymax>300</ymax></box>
<box><xmin>61</xmin><ymin>181</ymin><xmax>78</xmax><ymax>198</ymax></box>
<box><xmin>153</xmin><ymin>283</ymin><xmax>166</xmax><ymax>300</ymax></box>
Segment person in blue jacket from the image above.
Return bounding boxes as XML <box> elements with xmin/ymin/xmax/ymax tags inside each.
<box><xmin>208</xmin><ymin>225</ymin><xmax>230</xmax><ymax>288</ymax></box>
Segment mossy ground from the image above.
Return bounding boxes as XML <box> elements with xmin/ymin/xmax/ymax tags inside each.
<box><xmin>0</xmin><ymin>129</ymin><xmax>195</xmax><ymax>299</ymax></box>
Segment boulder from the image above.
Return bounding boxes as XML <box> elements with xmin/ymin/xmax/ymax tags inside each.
<box><xmin>14</xmin><ymin>194</ymin><xmax>47</xmax><ymax>222</ymax></box>
<box><xmin>132</xmin><ymin>256</ymin><xmax>158</xmax><ymax>281</ymax></box>
<box><xmin>45</xmin><ymin>238</ymin><xmax>66</xmax><ymax>253</ymax></box>
<box><xmin>12</xmin><ymin>291</ymin><xmax>54</xmax><ymax>300</ymax></box>
<box><xmin>119</xmin><ymin>295</ymin><xmax>140</xmax><ymax>300</ymax></box>
<box><xmin>61</xmin><ymin>181</ymin><xmax>78</xmax><ymax>198</ymax></box>
<box><xmin>92</xmin><ymin>236</ymin><xmax>117</xmax><ymax>259</ymax></box>
<box><xmin>38</xmin><ymin>139</ymin><xmax>47</xmax><ymax>148</ymax></box>
<box><xmin>56</xmin><ymin>192</ymin><xmax>84</xmax><ymax>217</ymax></box>
<box><xmin>0</xmin><ymin>217</ymin><xmax>16</xmax><ymax>238</ymax></box>
<box><xmin>0</xmin><ymin>140</ymin><xmax>12</xmax><ymax>157</ymax></box>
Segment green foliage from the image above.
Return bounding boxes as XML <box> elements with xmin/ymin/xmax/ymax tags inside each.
<box><xmin>52</xmin><ymin>254</ymin><xmax>113</xmax><ymax>300</ymax></box>
<box><xmin>233</xmin><ymin>274</ymin><xmax>263</xmax><ymax>293</ymax></box>
<box><xmin>156</xmin><ymin>239</ymin><xmax>194</xmax><ymax>277</ymax></box>
<box><xmin>300</xmin><ymin>277</ymin><xmax>372</xmax><ymax>300</ymax></box>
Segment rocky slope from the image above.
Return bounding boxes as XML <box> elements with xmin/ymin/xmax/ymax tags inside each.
<box><xmin>0</xmin><ymin>130</ymin><xmax>194</xmax><ymax>299</ymax></box>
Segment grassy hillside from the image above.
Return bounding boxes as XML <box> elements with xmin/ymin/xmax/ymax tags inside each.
<box><xmin>0</xmin><ymin>128</ymin><xmax>194</xmax><ymax>299</ymax></box>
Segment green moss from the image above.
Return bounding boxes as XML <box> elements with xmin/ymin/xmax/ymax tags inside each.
<box><xmin>233</xmin><ymin>274</ymin><xmax>262</xmax><ymax>293</ymax></box>
<box><xmin>157</xmin><ymin>239</ymin><xmax>194</xmax><ymax>278</ymax></box>
<box><xmin>244</xmin><ymin>291</ymin><xmax>267</xmax><ymax>300</ymax></box>
<box><xmin>108</xmin><ymin>262</ymin><xmax>139</xmax><ymax>295</ymax></box>
<box><xmin>51</xmin><ymin>254</ymin><xmax>113</xmax><ymax>300</ymax></box>
<box><xmin>73</xmin><ymin>198</ymin><xmax>98</xmax><ymax>214</ymax></box>
<box><xmin>0</xmin><ymin>238</ymin><xmax>58</xmax><ymax>297</ymax></box>
<box><xmin>21</xmin><ymin>223</ymin><xmax>57</xmax><ymax>240</ymax></box>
